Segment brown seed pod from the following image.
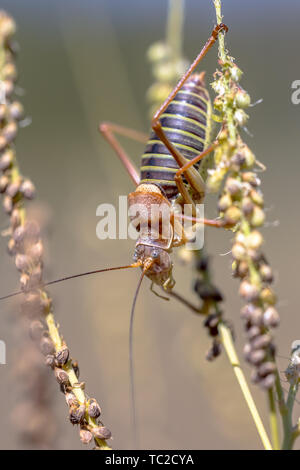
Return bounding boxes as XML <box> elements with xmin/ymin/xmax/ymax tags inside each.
<box><xmin>0</xmin><ymin>149</ymin><xmax>13</xmax><ymax>170</ymax></box>
<box><xmin>92</xmin><ymin>426</ymin><xmax>112</xmax><ymax>440</ymax></box>
<box><xmin>9</xmin><ymin>101</ymin><xmax>24</xmax><ymax>120</ymax></box>
<box><xmin>80</xmin><ymin>428</ymin><xmax>93</xmax><ymax>445</ymax></box>
<box><xmin>45</xmin><ymin>354</ymin><xmax>55</xmax><ymax>368</ymax></box>
<box><xmin>3</xmin><ymin>121</ymin><xmax>17</xmax><ymax>143</ymax></box>
<box><xmin>248</xmin><ymin>349</ymin><xmax>266</xmax><ymax>365</ymax></box>
<box><xmin>29</xmin><ymin>320</ymin><xmax>44</xmax><ymax>341</ymax></box>
<box><xmin>65</xmin><ymin>392</ymin><xmax>78</xmax><ymax>408</ymax></box>
<box><xmin>251</xmin><ymin>334</ymin><xmax>271</xmax><ymax>351</ymax></box>
<box><xmin>263</xmin><ymin>307</ymin><xmax>280</xmax><ymax>328</ymax></box>
<box><xmin>257</xmin><ymin>362</ymin><xmax>276</xmax><ymax>378</ymax></box>
<box><xmin>87</xmin><ymin>399</ymin><xmax>102</xmax><ymax>419</ymax></box>
<box><xmin>40</xmin><ymin>336</ymin><xmax>55</xmax><ymax>356</ymax></box>
<box><xmin>239</xmin><ymin>280</ymin><xmax>260</xmax><ymax>302</ymax></box>
<box><xmin>20</xmin><ymin>179</ymin><xmax>35</xmax><ymax>199</ymax></box>
<box><xmin>259</xmin><ymin>264</ymin><xmax>273</xmax><ymax>283</ymax></box>
<box><xmin>260</xmin><ymin>374</ymin><xmax>275</xmax><ymax>390</ymax></box>
<box><xmin>54</xmin><ymin>368</ymin><xmax>69</xmax><ymax>386</ymax></box>
<box><xmin>55</xmin><ymin>347</ymin><xmax>69</xmax><ymax>367</ymax></box>
<box><xmin>69</xmin><ymin>404</ymin><xmax>86</xmax><ymax>425</ymax></box>
<box><xmin>260</xmin><ymin>287</ymin><xmax>277</xmax><ymax>305</ymax></box>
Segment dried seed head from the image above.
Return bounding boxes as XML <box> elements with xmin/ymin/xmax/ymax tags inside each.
<box><xmin>69</xmin><ymin>404</ymin><xmax>86</xmax><ymax>424</ymax></box>
<box><xmin>232</xmin><ymin>242</ymin><xmax>246</xmax><ymax>261</ymax></box>
<box><xmin>88</xmin><ymin>399</ymin><xmax>102</xmax><ymax>419</ymax></box>
<box><xmin>257</xmin><ymin>362</ymin><xmax>276</xmax><ymax>378</ymax></box>
<box><xmin>251</xmin><ymin>334</ymin><xmax>271</xmax><ymax>351</ymax></box>
<box><xmin>9</xmin><ymin>101</ymin><xmax>24</xmax><ymax>120</ymax></box>
<box><xmin>245</xmin><ymin>230</ymin><xmax>263</xmax><ymax>250</ymax></box>
<box><xmin>242</xmin><ymin>197</ymin><xmax>254</xmax><ymax>216</ymax></box>
<box><xmin>247</xmin><ymin>326</ymin><xmax>261</xmax><ymax>340</ymax></box>
<box><xmin>0</xmin><ymin>11</ymin><xmax>16</xmax><ymax>38</ymax></box>
<box><xmin>29</xmin><ymin>320</ymin><xmax>44</xmax><ymax>340</ymax></box>
<box><xmin>40</xmin><ymin>336</ymin><xmax>55</xmax><ymax>356</ymax></box>
<box><xmin>248</xmin><ymin>349</ymin><xmax>266</xmax><ymax>365</ymax></box>
<box><xmin>6</xmin><ymin>181</ymin><xmax>20</xmax><ymax>198</ymax></box>
<box><xmin>3</xmin><ymin>121</ymin><xmax>18</xmax><ymax>143</ymax></box>
<box><xmin>234</xmin><ymin>89</ymin><xmax>251</xmax><ymax>108</ymax></box>
<box><xmin>45</xmin><ymin>354</ymin><xmax>55</xmax><ymax>368</ymax></box>
<box><xmin>260</xmin><ymin>374</ymin><xmax>275</xmax><ymax>390</ymax></box>
<box><xmin>54</xmin><ymin>368</ymin><xmax>69</xmax><ymax>386</ymax></box>
<box><xmin>234</xmin><ymin>109</ymin><xmax>248</xmax><ymax>127</ymax></box>
<box><xmin>236</xmin><ymin>260</ymin><xmax>249</xmax><ymax>278</ymax></box>
<box><xmin>20</xmin><ymin>179</ymin><xmax>35</xmax><ymax>199</ymax></box>
<box><xmin>263</xmin><ymin>307</ymin><xmax>280</xmax><ymax>328</ymax></box>
<box><xmin>92</xmin><ymin>426</ymin><xmax>112</xmax><ymax>440</ymax></box>
<box><xmin>7</xmin><ymin>237</ymin><xmax>15</xmax><ymax>255</ymax></box>
<box><xmin>239</xmin><ymin>280</ymin><xmax>260</xmax><ymax>302</ymax></box>
<box><xmin>0</xmin><ymin>174</ymin><xmax>9</xmax><ymax>193</ymax></box>
<box><xmin>0</xmin><ymin>149</ymin><xmax>13</xmax><ymax>170</ymax></box>
<box><xmin>224</xmin><ymin>206</ymin><xmax>241</xmax><ymax>226</ymax></box>
<box><xmin>65</xmin><ymin>392</ymin><xmax>78</xmax><ymax>408</ymax></box>
<box><xmin>218</xmin><ymin>193</ymin><xmax>232</xmax><ymax>212</ymax></box>
<box><xmin>225</xmin><ymin>178</ymin><xmax>242</xmax><ymax>197</ymax></box>
<box><xmin>10</xmin><ymin>208</ymin><xmax>21</xmax><ymax>229</ymax></box>
<box><xmin>260</xmin><ymin>287</ymin><xmax>277</xmax><ymax>305</ymax></box>
<box><xmin>80</xmin><ymin>428</ymin><xmax>93</xmax><ymax>445</ymax></box>
<box><xmin>55</xmin><ymin>347</ymin><xmax>69</xmax><ymax>367</ymax></box>
<box><xmin>15</xmin><ymin>253</ymin><xmax>30</xmax><ymax>272</ymax></box>
<box><xmin>3</xmin><ymin>195</ymin><xmax>13</xmax><ymax>213</ymax></box>
<box><xmin>259</xmin><ymin>264</ymin><xmax>273</xmax><ymax>283</ymax></box>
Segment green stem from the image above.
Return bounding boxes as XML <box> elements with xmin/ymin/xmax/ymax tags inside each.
<box><xmin>268</xmin><ymin>388</ymin><xmax>280</xmax><ymax>450</ymax></box>
<box><xmin>281</xmin><ymin>382</ymin><xmax>299</xmax><ymax>450</ymax></box>
<box><xmin>219</xmin><ymin>323</ymin><xmax>272</xmax><ymax>450</ymax></box>
<box><xmin>166</xmin><ymin>0</ymin><xmax>185</xmax><ymax>63</ymax></box>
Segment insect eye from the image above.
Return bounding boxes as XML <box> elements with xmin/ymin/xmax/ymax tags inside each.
<box><xmin>151</xmin><ymin>250</ymin><xmax>159</xmax><ymax>259</ymax></box>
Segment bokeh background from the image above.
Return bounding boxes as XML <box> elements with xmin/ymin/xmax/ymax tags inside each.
<box><xmin>0</xmin><ymin>0</ymin><xmax>299</xmax><ymax>450</ymax></box>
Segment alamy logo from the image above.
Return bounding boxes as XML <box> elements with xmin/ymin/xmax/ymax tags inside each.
<box><xmin>96</xmin><ymin>196</ymin><xmax>205</xmax><ymax>250</ymax></box>
<box><xmin>291</xmin><ymin>80</ymin><xmax>300</xmax><ymax>105</ymax></box>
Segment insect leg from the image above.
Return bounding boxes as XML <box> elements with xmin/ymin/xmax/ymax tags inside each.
<box><xmin>99</xmin><ymin>122</ymin><xmax>148</xmax><ymax>186</ymax></box>
<box><xmin>151</xmin><ymin>23</ymin><xmax>228</xmax><ymax>127</ymax></box>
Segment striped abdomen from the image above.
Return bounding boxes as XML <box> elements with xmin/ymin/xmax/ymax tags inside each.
<box><xmin>140</xmin><ymin>74</ymin><xmax>212</xmax><ymax>199</ymax></box>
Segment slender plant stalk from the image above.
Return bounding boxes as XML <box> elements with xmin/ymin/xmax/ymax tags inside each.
<box><xmin>219</xmin><ymin>323</ymin><xmax>272</xmax><ymax>450</ymax></box>
<box><xmin>0</xmin><ymin>11</ymin><xmax>111</xmax><ymax>450</ymax></box>
<box><xmin>166</xmin><ymin>0</ymin><xmax>185</xmax><ymax>63</ymax></box>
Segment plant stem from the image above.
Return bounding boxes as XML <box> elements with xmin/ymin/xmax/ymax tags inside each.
<box><xmin>268</xmin><ymin>388</ymin><xmax>280</xmax><ymax>450</ymax></box>
<box><xmin>166</xmin><ymin>0</ymin><xmax>185</xmax><ymax>63</ymax></box>
<box><xmin>219</xmin><ymin>323</ymin><xmax>272</xmax><ymax>450</ymax></box>
<box><xmin>281</xmin><ymin>382</ymin><xmax>299</xmax><ymax>450</ymax></box>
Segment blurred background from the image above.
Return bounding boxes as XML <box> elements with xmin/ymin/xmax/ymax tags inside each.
<box><xmin>0</xmin><ymin>0</ymin><xmax>299</xmax><ymax>450</ymax></box>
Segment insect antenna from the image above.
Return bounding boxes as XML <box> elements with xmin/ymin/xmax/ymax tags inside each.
<box><xmin>0</xmin><ymin>262</ymin><xmax>142</xmax><ymax>301</ymax></box>
<box><xmin>129</xmin><ymin>261</ymin><xmax>153</xmax><ymax>449</ymax></box>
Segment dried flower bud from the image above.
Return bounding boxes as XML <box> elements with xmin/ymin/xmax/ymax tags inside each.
<box><xmin>88</xmin><ymin>399</ymin><xmax>102</xmax><ymax>419</ymax></box>
<box><xmin>225</xmin><ymin>178</ymin><xmax>242</xmax><ymax>197</ymax></box>
<box><xmin>80</xmin><ymin>428</ymin><xmax>93</xmax><ymax>445</ymax></box>
<box><xmin>29</xmin><ymin>320</ymin><xmax>44</xmax><ymax>340</ymax></box>
<box><xmin>9</xmin><ymin>101</ymin><xmax>24</xmax><ymax>120</ymax></box>
<box><xmin>263</xmin><ymin>307</ymin><xmax>280</xmax><ymax>328</ymax></box>
<box><xmin>258</xmin><ymin>362</ymin><xmax>276</xmax><ymax>378</ymax></box>
<box><xmin>251</xmin><ymin>334</ymin><xmax>271</xmax><ymax>350</ymax></box>
<box><xmin>40</xmin><ymin>336</ymin><xmax>55</xmax><ymax>356</ymax></box>
<box><xmin>0</xmin><ymin>149</ymin><xmax>13</xmax><ymax>170</ymax></box>
<box><xmin>20</xmin><ymin>179</ymin><xmax>35</xmax><ymax>199</ymax></box>
<box><xmin>242</xmin><ymin>197</ymin><xmax>254</xmax><ymax>216</ymax></box>
<box><xmin>15</xmin><ymin>253</ymin><xmax>30</xmax><ymax>271</ymax></box>
<box><xmin>250</xmin><ymin>206</ymin><xmax>265</xmax><ymax>227</ymax></box>
<box><xmin>260</xmin><ymin>287</ymin><xmax>276</xmax><ymax>305</ymax></box>
<box><xmin>69</xmin><ymin>404</ymin><xmax>86</xmax><ymax>424</ymax></box>
<box><xmin>259</xmin><ymin>264</ymin><xmax>273</xmax><ymax>283</ymax></box>
<box><xmin>0</xmin><ymin>174</ymin><xmax>9</xmax><ymax>193</ymax></box>
<box><xmin>239</xmin><ymin>281</ymin><xmax>259</xmax><ymax>302</ymax></box>
<box><xmin>232</xmin><ymin>243</ymin><xmax>246</xmax><ymax>261</ymax></box>
<box><xmin>45</xmin><ymin>354</ymin><xmax>55</xmax><ymax>368</ymax></box>
<box><xmin>3</xmin><ymin>195</ymin><xmax>13</xmax><ymax>213</ymax></box>
<box><xmin>224</xmin><ymin>206</ymin><xmax>241</xmax><ymax>226</ymax></box>
<box><xmin>235</xmin><ymin>89</ymin><xmax>251</xmax><ymax>108</ymax></box>
<box><xmin>55</xmin><ymin>347</ymin><xmax>69</xmax><ymax>366</ymax></box>
<box><xmin>65</xmin><ymin>392</ymin><xmax>78</xmax><ymax>408</ymax></box>
<box><xmin>92</xmin><ymin>426</ymin><xmax>112</xmax><ymax>440</ymax></box>
<box><xmin>3</xmin><ymin>121</ymin><xmax>18</xmax><ymax>143</ymax></box>
<box><xmin>234</xmin><ymin>109</ymin><xmax>248</xmax><ymax>127</ymax></box>
<box><xmin>248</xmin><ymin>349</ymin><xmax>266</xmax><ymax>365</ymax></box>
<box><xmin>55</xmin><ymin>368</ymin><xmax>69</xmax><ymax>386</ymax></box>
<box><xmin>218</xmin><ymin>193</ymin><xmax>232</xmax><ymax>212</ymax></box>
<box><xmin>260</xmin><ymin>374</ymin><xmax>275</xmax><ymax>390</ymax></box>
<box><xmin>245</xmin><ymin>230</ymin><xmax>263</xmax><ymax>250</ymax></box>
